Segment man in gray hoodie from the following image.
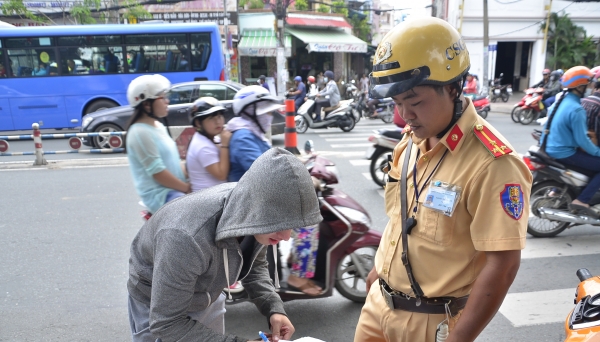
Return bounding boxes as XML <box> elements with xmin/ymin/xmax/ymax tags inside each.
<box><xmin>127</xmin><ymin>148</ymin><xmax>322</xmax><ymax>342</ymax></box>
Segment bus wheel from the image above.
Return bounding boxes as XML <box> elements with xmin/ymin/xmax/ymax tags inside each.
<box><xmin>93</xmin><ymin>123</ymin><xmax>122</xmax><ymax>149</ymax></box>
<box><xmin>85</xmin><ymin>100</ymin><xmax>117</xmax><ymax>114</ymax></box>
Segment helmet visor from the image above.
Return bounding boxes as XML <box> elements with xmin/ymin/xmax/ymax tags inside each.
<box><xmin>369</xmin><ymin>66</ymin><xmax>431</xmax><ymax>99</ymax></box>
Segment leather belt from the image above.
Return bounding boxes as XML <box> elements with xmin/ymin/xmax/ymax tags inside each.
<box><xmin>380</xmin><ymin>279</ymin><xmax>468</xmax><ymax>316</ymax></box>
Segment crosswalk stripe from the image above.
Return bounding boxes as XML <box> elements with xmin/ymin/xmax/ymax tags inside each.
<box><xmin>522</xmin><ymin>234</ymin><xmax>600</xmax><ymax>259</ymax></box>
<box><xmin>325</xmin><ymin>137</ymin><xmax>370</xmax><ymax>142</ymax></box>
<box><xmin>349</xmin><ymin>159</ymin><xmax>370</xmax><ymax>166</ymax></box>
<box><xmin>499</xmin><ymin>288</ymin><xmax>574</xmax><ymax>327</ymax></box>
<box><xmin>330</xmin><ymin>143</ymin><xmax>372</xmax><ymax>148</ymax></box>
<box><xmin>314</xmin><ymin>151</ymin><xmax>366</xmax><ymax>157</ymax></box>
<box><xmin>318</xmin><ymin>133</ymin><xmax>373</xmax><ymax>138</ymax></box>
<box><xmin>362</xmin><ymin>172</ymin><xmax>371</xmax><ymax>180</ymax></box>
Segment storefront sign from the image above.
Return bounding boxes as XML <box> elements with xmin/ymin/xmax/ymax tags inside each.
<box><xmin>238</xmin><ymin>47</ymin><xmax>291</xmax><ymax>57</ymax></box>
<box><xmin>307</xmin><ymin>43</ymin><xmax>367</xmax><ymax>53</ymax></box>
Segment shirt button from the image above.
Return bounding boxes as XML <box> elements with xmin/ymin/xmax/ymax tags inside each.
<box><xmin>422</xmin><ymin>156</ymin><xmax>428</xmax><ymax>162</ymax></box>
<box><xmin>409</xmin><ymin>183</ymin><xmax>414</xmax><ymax>188</ymax></box>
<box><xmin>383</xmin><ymin>268</ymin><xmax>388</xmax><ymax>275</ymax></box>
<box><xmin>390</xmin><ymin>240</ymin><xmax>396</xmax><ymax>246</ymax></box>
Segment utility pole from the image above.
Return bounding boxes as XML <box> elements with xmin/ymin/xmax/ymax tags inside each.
<box><xmin>224</xmin><ymin>0</ymin><xmax>230</xmax><ymax>81</ymax></box>
<box><xmin>275</xmin><ymin>0</ymin><xmax>287</xmax><ymax>97</ymax></box>
<box><xmin>482</xmin><ymin>0</ymin><xmax>489</xmax><ymax>93</ymax></box>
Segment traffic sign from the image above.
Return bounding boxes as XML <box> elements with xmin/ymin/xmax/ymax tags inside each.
<box><xmin>108</xmin><ymin>136</ymin><xmax>122</xmax><ymax>148</ymax></box>
<box><xmin>68</xmin><ymin>137</ymin><xmax>82</xmax><ymax>150</ymax></box>
<box><xmin>0</xmin><ymin>139</ymin><xmax>8</xmax><ymax>153</ymax></box>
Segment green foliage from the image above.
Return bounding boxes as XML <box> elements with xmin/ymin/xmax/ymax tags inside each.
<box><xmin>331</xmin><ymin>1</ymin><xmax>347</xmax><ymax>16</ymax></box>
<box><xmin>71</xmin><ymin>0</ymin><xmax>100</xmax><ymax>24</ymax></box>
<box><xmin>239</xmin><ymin>0</ymin><xmax>265</xmax><ymax>9</ymax></box>
<box><xmin>540</xmin><ymin>12</ymin><xmax>599</xmax><ymax>69</ymax></box>
<box><xmin>122</xmin><ymin>0</ymin><xmax>152</xmax><ymax>22</ymax></box>
<box><xmin>349</xmin><ymin>15</ymin><xmax>369</xmax><ymax>42</ymax></box>
<box><xmin>294</xmin><ymin>0</ymin><xmax>308</xmax><ymax>11</ymax></box>
<box><xmin>317</xmin><ymin>4</ymin><xmax>330</xmax><ymax>13</ymax></box>
<box><xmin>0</xmin><ymin>0</ymin><xmax>46</xmax><ymax>23</ymax></box>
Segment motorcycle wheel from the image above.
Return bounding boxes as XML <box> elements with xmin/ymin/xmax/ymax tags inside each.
<box><xmin>491</xmin><ymin>95</ymin><xmax>498</xmax><ymax>103</ymax></box>
<box><xmin>295</xmin><ymin>117</ymin><xmax>308</xmax><ymax>134</ymax></box>
<box><xmin>501</xmin><ymin>93</ymin><xmax>510</xmax><ymax>102</ymax></box>
<box><xmin>370</xmin><ymin>148</ymin><xmax>393</xmax><ymax>187</ymax></box>
<box><xmin>339</xmin><ymin>115</ymin><xmax>355</xmax><ymax>133</ymax></box>
<box><xmin>335</xmin><ymin>245</ymin><xmax>377</xmax><ymax>303</ymax></box>
<box><xmin>528</xmin><ymin>181</ymin><xmax>573</xmax><ymax>237</ymax></box>
<box><xmin>519</xmin><ymin>109</ymin><xmax>535</xmax><ymax>125</ymax></box>
<box><xmin>352</xmin><ymin>108</ymin><xmax>361</xmax><ymax>123</ymax></box>
<box><xmin>478</xmin><ymin>110</ymin><xmax>489</xmax><ymax>119</ymax></box>
<box><xmin>380</xmin><ymin>108</ymin><xmax>394</xmax><ymax>123</ymax></box>
<box><xmin>511</xmin><ymin>107</ymin><xmax>521</xmax><ymax>123</ymax></box>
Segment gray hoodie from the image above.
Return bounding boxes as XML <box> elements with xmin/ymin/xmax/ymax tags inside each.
<box><xmin>127</xmin><ymin>148</ymin><xmax>322</xmax><ymax>342</ymax></box>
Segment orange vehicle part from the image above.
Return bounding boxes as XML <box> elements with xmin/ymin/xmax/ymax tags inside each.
<box><xmin>565</xmin><ymin>275</ymin><xmax>600</xmax><ymax>342</ymax></box>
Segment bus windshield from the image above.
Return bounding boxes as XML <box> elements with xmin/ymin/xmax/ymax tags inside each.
<box><xmin>0</xmin><ymin>23</ymin><xmax>224</xmax><ymax>131</ymax></box>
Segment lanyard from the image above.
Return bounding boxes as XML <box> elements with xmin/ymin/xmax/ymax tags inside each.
<box><xmin>412</xmin><ymin>149</ymin><xmax>449</xmax><ymax>216</ymax></box>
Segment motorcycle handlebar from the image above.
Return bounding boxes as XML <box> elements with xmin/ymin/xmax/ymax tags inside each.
<box><xmin>576</xmin><ymin>268</ymin><xmax>593</xmax><ymax>282</ymax></box>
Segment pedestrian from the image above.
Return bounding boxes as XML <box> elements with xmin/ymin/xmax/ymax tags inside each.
<box><xmin>360</xmin><ymin>73</ymin><xmax>369</xmax><ymax>94</ymax></box>
<box><xmin>289</xmin><ymin>75</ymin><xmax>307</xmax><ymax>111</ymax></box>
<box><xmin>583</xmin><ymin>66</ymin><xmax>600</xmax><ymax>146</ymax></box>
<box><xmin>127</xmin><ymin>147</ymin><xmax>323</xmax><ymax>342</ymax></box>
<box><xmin>125</xmin><ymin>74</ymin><xmax>190</xmax><ymax>215</ymax></box>
<box><xmin>226</xmin><ymin>85</ymin><xmax>282</xmax><ymax>182</ymax></box>
<box><xmin>257</xmin><ymin>74</ymin><xmax>269</xmax><ymax>91</ymax></box>
<box><xmin>314</xmin><ymin>70</ymin><xmax>340</xmax><ymax>122</ymax></box>
<box><xmin>186</xmin><ymin>97</ymin><xmax>232</xmax><ymax>191</ymax></box>
<box><xmin>354</xmin><ymin>17</ymin><xmax>532</xmax><ymax>342</ymax></box>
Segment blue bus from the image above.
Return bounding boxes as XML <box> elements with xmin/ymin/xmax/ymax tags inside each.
<box><xmin>0</xmin><ymin>23</ymin><xmax>224</xmax><ymax>131</ymax></box>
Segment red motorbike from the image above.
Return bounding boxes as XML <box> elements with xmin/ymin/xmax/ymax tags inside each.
<box><xmin>472</xmin><ymin>95</ymin><xmax>491</xmax><ymax>119</ymax></box>
<box><xmin>228</xmin><ymin>142</ymin><xmax>382</xmax><ymax>303</ymax></box>
<box><xmin>511</xmin><ymin>87</ymin><xmax>546</xmax><ymax>125</ymax></box>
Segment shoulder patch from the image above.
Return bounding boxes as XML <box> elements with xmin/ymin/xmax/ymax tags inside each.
<box><xmin>473</xmin><ymin>124</ymin><xmax>512</xmax><ymax>158</ymax></box>
<box><xmin>500</xmin><ymin>184</ymin><xmax>524</xmax><ymax>220</ymax></box>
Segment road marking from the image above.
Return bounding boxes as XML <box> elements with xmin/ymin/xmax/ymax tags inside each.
<box><xmin>315</xmin><ymin>151</ymin><xmax>367</xmax><ymax>158</ymax></box>
<box><xmin>378</xmin><ymin>189</ymin><xmax>385</xmax><ymax>198</ymax></box>
<box><xmin>522</xmin><ymin>234</ymin><xmax>600</xmax><ymax>259</ymax></box>
<box><xmin>318</xmin><ymin>133</ymin><xmax>372</xmax><ymax>138</ymax></box>
<box><xmin>330</xmin><ymin>143</ymin><xmax>372</xmax><ymax>148</ymax></box>
<box><xmin>325</xmin><ymin>137</ymin><xmax>370</xmax><ymax>142</ymax></box>
<box><xmin>362</xmin><ymin>172</ymin><xmax>371</xmax><ymax>180</ymax></box>
<box><xmin>349</xmin><ymin>159</ymin><xmax>370</xmax><ymax>166</ymax></box>
<box><xmin>499</xmin><ymin>288</ymin><xmax>574</xmax><ymax>327</ymax></box>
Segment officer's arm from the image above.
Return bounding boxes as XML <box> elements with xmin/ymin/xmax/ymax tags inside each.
<box><xmin>445</xmin><ymin>249</ymin><xmax>521</xmax><ymax>342</ymax></box>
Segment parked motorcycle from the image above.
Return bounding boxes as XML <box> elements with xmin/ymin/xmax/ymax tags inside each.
<box><xmin>343</xmin><ymin>79</ymin><xmax>358</xmax><ymax>100</ymax></box>
<box><xmin>350</xmin><ymin>93</ymin><xmax>394</xmax><ymax>124</ymax></box>
<box><xmin>523</xmin><ymin>144</ymin><xmax>600</xmax><ymax>237</ymax></box>
<box><xmin>365</xmin><ymin>128</ymin><xmax>403</xmax><ymax>187</ymax></box>
<box><xmin>472</xmin><ymin>95</ymin><xmax>491</xmax><ymax>119</ymax></box>
<box><xmin>489</xmin><ymin>74</ymin><xmax>512</xmax><ymax>103</ymax></box>
<box><xmin>226</xmin><ymin>142</ymin><xmax>382</xmax><ymax>303</ymax></box>
<box><xmin>565</xmin><ymin>268</ymin><xmax>600</xmax><ymax>341</ymax></box>
<box><xmin>295</xmin><ymin>93</ymin><xmax>356</xmax><ymax>133</ymax></box>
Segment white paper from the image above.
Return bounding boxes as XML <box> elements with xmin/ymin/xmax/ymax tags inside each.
<box><xmin>280</xmin><ymin>337</ymin><xmax>326</xmax><ymax>342</ymax></box>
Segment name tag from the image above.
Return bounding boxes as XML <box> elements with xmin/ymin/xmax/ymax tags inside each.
<box><xmin>423</xmin><ymin>180</ymin><xmax>461</xmax><ymax>217</ymax></box>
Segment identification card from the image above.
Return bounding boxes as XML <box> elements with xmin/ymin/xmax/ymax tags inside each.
<box><xmin>422</xmin><ymin>180</ymin><xmax>461</xmax><ymax>217</ymax></box>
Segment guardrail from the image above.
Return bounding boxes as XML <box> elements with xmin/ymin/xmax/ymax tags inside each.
<box><xmin>0</xmin><ymin>123</ymin><xmax>125</xmax><ymax>165</ymax></box>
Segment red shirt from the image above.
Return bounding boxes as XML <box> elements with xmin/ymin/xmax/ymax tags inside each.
<box><xmin>464</xmin><ymin>79</ymin><xmax>478</xmax><ymax>94</ymax></box>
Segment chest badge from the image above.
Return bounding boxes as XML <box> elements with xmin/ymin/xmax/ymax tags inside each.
<box><xmin>500</xmin><ymin>184</ymin><xmax>524</xmax><ymax>220</ymax></box>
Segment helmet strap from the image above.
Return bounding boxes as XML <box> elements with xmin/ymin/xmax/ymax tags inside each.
<box><xmin>141</xmin><ymin>100</ymin><xmax>159</xmax><ymax>120</ymax></box>
<box><xmin>244</xmin><ymin>103</ymin><xmax>266</xmax><ymax>134</ymax></box>
<box><xmin>436</xmin><ymin>78</ymin><xmax>465</xmax><ymax>139</ymax></box>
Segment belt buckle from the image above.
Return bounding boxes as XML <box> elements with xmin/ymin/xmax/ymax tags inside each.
<box><xmin>380</xmin><ymin>283</ymin><xmax>395</xmax><ymax>310</ymax></box>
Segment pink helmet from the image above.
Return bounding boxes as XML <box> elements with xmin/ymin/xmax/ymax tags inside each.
<box><xmin>307</xmin><ymin>76</ymin><xmax>316</xmax><ymax>83</ymax></box>
<box><xmin>592</xmin><ymin>66</ymin><xmax>600</xmax><ymax>81</ymax></box>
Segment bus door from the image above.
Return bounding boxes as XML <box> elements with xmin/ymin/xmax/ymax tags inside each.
<box><xmin>9</xmin><ymin>93</ymin><xmax>68</xmax><ymax>130</ymax></box>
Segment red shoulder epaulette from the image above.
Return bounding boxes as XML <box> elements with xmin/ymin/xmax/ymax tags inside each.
<box><xmin>402</xmin><ymin>125</ymin><xmax>412</xmax><ymax>134</ymax></box>
<box><xmin>473</xmin><ymin>124</ymin><xmax>512</xmax><ymax>158</ymax></box>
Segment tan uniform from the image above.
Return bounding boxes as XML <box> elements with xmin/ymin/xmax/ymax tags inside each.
<box><xmin>355</xmin><ymin>100</ymin><xmax>532</xmax><ymax>341</ymax></box>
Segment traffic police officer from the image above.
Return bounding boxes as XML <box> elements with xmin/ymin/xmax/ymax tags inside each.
<box><xmin>354</xmin><ymin>18</ymin><xmax>532</xmax><ymax>342</ymax></box>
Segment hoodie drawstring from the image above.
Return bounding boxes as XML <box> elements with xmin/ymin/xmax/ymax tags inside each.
<box><xmin>273</xmin><ymin>244</ymin><xmax>280</xmax><ymax>288</ymax></box>
<box><xmin>223</xmin><ymin>249</ymin><xmax>232</xmax><ymax>300</ymax></box>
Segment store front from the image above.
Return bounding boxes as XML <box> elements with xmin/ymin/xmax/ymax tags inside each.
<box><xmin>237</xmin><ymin>29</ymin><xmax>291</xmax><ymax>84</ymax></box>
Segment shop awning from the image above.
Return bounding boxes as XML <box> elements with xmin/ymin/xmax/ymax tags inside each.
<box><xmin>238</xmin><ymin>30</ymin><xmax>292</xmax><ymax>57</ymax></box>
<box><xmin>286</xmin><ymin>17</ymin><xmax>351</xmax><ymax>29</ymax></box>
<box><xmin>285</xmin><ymin>27</ymin><xmax>367</xmax><ymax>53</ymax></box>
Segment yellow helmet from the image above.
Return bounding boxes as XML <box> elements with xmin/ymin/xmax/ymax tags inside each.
<box><xmin>370</xmin><ymin>17</ymin><xmax>470</xmax><ymax>99</ymax></box>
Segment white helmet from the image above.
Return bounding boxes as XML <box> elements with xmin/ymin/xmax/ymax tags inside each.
<box><xmin>127</xmin><ymin>74</ymin><xmax>171</xmax><ymax>108</ymax></box>
<box><xmin>233</xmin><ymin>85</ymin><xmax>283</xmax><ymax>116</ymax></box>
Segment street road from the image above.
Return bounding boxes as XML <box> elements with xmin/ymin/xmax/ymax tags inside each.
<box><xmin>1</xmin><ymin>110</ymin><xmax>599</xmax><ymax>341</ymax></box>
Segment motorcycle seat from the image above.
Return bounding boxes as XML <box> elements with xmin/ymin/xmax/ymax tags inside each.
<box><xmin>381</xmin><ymin>130</ymin><xmax>403</xmax><ymax>140</ymax></box>
<box><xmin>530</xmin><ymin>149</ymin><xmax>596</xmax><ymax>177</ymax></box>
<box><xmin>323</xmin><ymin>103</ymin><xmax>341</xmax><ymax>113</ymax></box>
<box><xmin>473</xmin><ymin>95</ymin><xmax>487</xmax><ymax>101</ymax></box>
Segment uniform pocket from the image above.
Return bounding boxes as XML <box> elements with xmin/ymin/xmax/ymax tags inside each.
<box><xmin>384</xmin><ymin>181</ymin><xmax>399</xmax><ymax>218</ymax></box>
<box><xmin>413</xmin><ymin>207</ymin><xmax>455</xmax><ymax>246</ymax></box>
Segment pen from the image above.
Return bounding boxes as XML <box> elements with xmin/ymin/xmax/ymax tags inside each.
<box><xmin>258</xmin><ymin>331</ymin><xmax>269</xmax><ymax>342</ymax></box>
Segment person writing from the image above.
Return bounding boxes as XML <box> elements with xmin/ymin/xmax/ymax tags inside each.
<box><xmin>186</xmin><ymin>97</ymin><xmax>232</xmax><ymax>191</ymax></box>
<box><xmin>354</xmin><ymin>17</ymin><xmax>532</xmax><ymax>342</ymax></box>
<box><xmin>125</xmin><ymin>74</ymin><xmax>190</xmax><ymax>215</ymax></box>
<box><xmin>289</xmin><ymin>76</ymin><xmax>307</xmax><ymax>111</ymax></box>
<box><xmin>541</xmin><ymin>66</ymin><xmax>599</xmax><ymax>218</ymax></box>
<box><xmin>127</xmin><ymin>148</ymin><xmax>323</xmax><ymax>342</ymax></box>
<box><xmin>314</xmin><ymin>70</ymin><xmax>340</xmax><ymax>122</ymax></box>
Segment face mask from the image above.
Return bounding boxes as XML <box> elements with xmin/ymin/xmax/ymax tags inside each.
<box><xmin>257</xmin><ymin>114</ymin><xmax>273</xmax><ymax>130</ymax></box>
<box><xmin>324</xmin><ymin>77</ymin><xmax>328</xmax><ymax>82</ymax></box>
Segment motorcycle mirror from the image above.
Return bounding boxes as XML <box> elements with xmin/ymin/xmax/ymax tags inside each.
<box><xmin>304</xmin><ymin>140</ymin><xmax>315</xmax><ymax>155</ymax></box>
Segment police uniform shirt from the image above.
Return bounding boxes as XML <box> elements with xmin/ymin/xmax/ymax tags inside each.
<box><xmin>376</xmin><ymin>99</ymin><xmax>532</xmax><ymax>298</ymax></box>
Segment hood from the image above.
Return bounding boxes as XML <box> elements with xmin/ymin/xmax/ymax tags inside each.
<box><xmin>85</xmin><ymin>105</ymin><xmax>132</xmax><ymax>119</ymax></box>
<box><xmin>215</xmin><ymin>148</ymin><xmax>322</xmax><ymax>241</ymax></box>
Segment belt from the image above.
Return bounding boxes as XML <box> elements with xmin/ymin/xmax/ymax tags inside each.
<box><xmin>379</xmin><ymin>279</ymin><xmax>468</xmax><ymax>316</ymax></box>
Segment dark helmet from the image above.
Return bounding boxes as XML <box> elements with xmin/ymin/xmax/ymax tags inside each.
<box><xmin>190</xmin><ymin>97</ymin><xmax>225</xmax><ymax>125</ymax></box>
<box><xmin>324</xmin><ymin>70</ymin><xmax>334</xmax><ymax>79</ymax></box>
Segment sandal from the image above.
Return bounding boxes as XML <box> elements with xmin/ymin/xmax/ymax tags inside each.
<box><xmin>570</xmin><ymin>203</ymin><xmax>599</xmax><ymax>219</ymax></box>
<box><xmin>287</xmin><ymin>278</ymin><xmax>322</xmax><ymax>296</ymax></box>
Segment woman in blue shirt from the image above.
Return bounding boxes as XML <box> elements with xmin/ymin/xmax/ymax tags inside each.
<box><xmin>543</xmin><ymin>66</ymin><xmax>597</xmax><ymax>217</ymax></box>
<box><xmin>125</xmin><ymin>74</ymin><xmax>190</xmax><ymax>214</ymax></box>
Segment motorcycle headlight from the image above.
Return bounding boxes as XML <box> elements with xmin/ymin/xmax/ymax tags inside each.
<box><xmin>333</xmin><ymin>206</ymin><xmax>371</xmax><ymax>228</ymax></box>
<box><xmin>82</xmin><ymin>115</ymin><xmax>94</xmax><ymax>129</ymax></box>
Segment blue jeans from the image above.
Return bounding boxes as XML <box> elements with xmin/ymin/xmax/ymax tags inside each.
<box><xmin>165</xmin><ymin>190</ymin><xmax>185</xmax><ymax>204</ymax></box>
<box><xmin>557</xmin><ymin>150</ymin><xmax>600</xmax><ymax>203</ymax></box>
<box><xmin>543</xmin><ymin>96</ymin><xmax>556</xmax><ymax>110</ymax></box>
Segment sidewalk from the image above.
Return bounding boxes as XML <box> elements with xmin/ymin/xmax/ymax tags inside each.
<box><xmin>489</xmin><ymin>91</ymin><xmax>523</xmax><ymax>114</ymax></box>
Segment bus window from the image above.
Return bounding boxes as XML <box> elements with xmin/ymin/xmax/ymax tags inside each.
<box><xmin>125</xmin><ymin>34</ymin><xmax>188</xmax><ymax>73</ymax></box>
<box><xmin>6</xmin><ymin>37</ymin><xmax>57</xmax><ymax>77</ymax></box>
<box><xmin>191</xmin><ymin>33</ymin><xmax>211</xmax><ymax>71</ymax></box>
<box><xmin>59</xmin><ymin>46</ymin><xmax>123</xmax><ymax>75</ymax></box>
<box><xmin>0</xmin><ymin>50</ymin><xmax>7</xmax><ymax>78</ymax></box>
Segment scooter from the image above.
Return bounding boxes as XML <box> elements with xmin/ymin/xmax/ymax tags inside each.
<box><xmin>350</xmin><ymin>93</ymin><xmax>395</xmax><ymax>124</ymax></box>
<box><xmin>343</xmin><ymin>79</ymin><xmax>358</xmax><ymax>100</ymax></box>
<box><xmin>226</xmin><ymin>142</ymin><xmax>382</xmax><ymax>304</ymax></box>
<box><xmin>295</xmin><ymin>93</ymin><xmax>356</xmax><ymax>134</ymax></box>
<box><xmin>523</xmin><ymin>144</ymin><xmax>600</xmax><ymax>237</ymax></box>
<box><xmin>489</xmin><ymin>73</ymin><xmax>512</xmax><ymax>103</ymax></box>
<box><xmin>565</xmin><ymin>268</ymin><xmax>600</xmax><ymax>341</ymax></box>
<box><xmin>511</xmin><ymin>87</ymin><xmax>545</xmax><ymax>123</ymax></box>
<box><xmin>472</xmin><ymin>95</ymin><xmax>491</xmax><ymax>119</ymax></box>
<box><xmin>365</xmin><ymin>128</ymin><xmax>403</xmax><ymax>187</ymax></box>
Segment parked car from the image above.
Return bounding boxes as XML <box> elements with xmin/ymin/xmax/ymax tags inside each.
<box><xmin>80</xmin><ymin>80</ymin><xmax>285</xmax><ymax>148</ymax></box>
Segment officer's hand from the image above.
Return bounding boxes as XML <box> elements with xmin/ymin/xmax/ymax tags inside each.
<box><xmin>366</xmin><ymin>266</ymin><xmax>379</xmax><ymax>294</ymax></box>
<box><xmin>270</xmin><ymin>314</ymin><xmax>294</xmax><ymax>341</ymax></box>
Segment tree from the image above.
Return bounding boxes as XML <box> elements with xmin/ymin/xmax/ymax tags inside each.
<box><xmin>294</xmin><ymin>0</ymin><xmax>308</xmax><ymax>11</ymax></box>
<box><xmin>240</xmin><ymin>0</ymin><xmax>266</xmax><ymax>9</ymax></box>
<box><xmin>0</xmin><ymin>0</ymin><xmax>52</xmax><ymax>24</ymax></box>
<box><xmin>349</xmin><ymin>16</ymin><xmax>369</xmax><ymax>42</ymax></box>
<box><xmin>540</xmin><ymin>12</ymin><xmax>599</xmax><ymax>69</ymax></box>
<box><xmin>317</xmin><ymin>4</ymin><xmax>330</xmax><ymax>13</ymax></box>
<box><xmin>71</xmin><ymin>0</ymin><xmax>101</xmax><ymax>24</ymax></box>
<box><xmin>121</xmin><ymin>0</ymin><xmax>153</xmax><ymax>23</ymax></box>
<box><xmin>331</xmin><ymin>1</ymin><xmax>348</xmax><ymax>16</ymax></box>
